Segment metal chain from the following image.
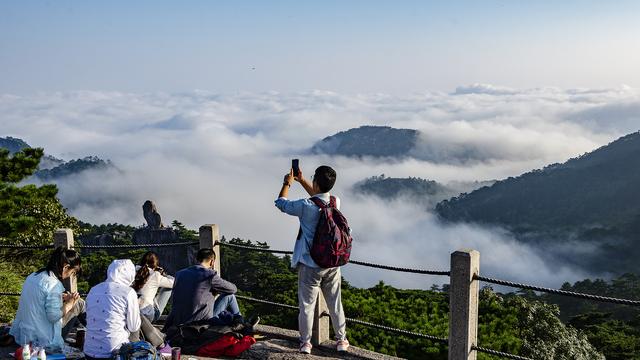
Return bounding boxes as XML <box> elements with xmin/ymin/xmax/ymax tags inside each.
<box><xmin>236</xmin><ymin>293</ymin><xmax>449</xmax><ymax>344</ymax></box>
<box><xmin>1</xmin><ymin>291</ymin><xmax>88</xmax><ymax>297</ymax></box>
<box><xmin>74</xmin><ymin>241</ymin><xmax>200</xmax><ymax>249</ymax></box>
<box><xmin>345</xmin><ymin>317</ymin><xmax>449</xmax><ymax>344</ymax></box>
<box><xmin>0</xmin><ymin>244</ymin><xmax>55</xmax><ymax>249</ymax></box>
<box><xmin>475</xmin><ymin>275</ymin><xmax>640</xmax><ymax>306</ymax></box>
<box><xmin>472</xmin><ymin>345</ymin><xmax>534</xmax><ymax>360</ymax></box>
<box><xmin>0</xmin><ymin>242</ymin><xmax>199</xmax><ymax>249</ymax></box>
<box><xmin>348</xmin><ymin>259</ymin><xmax>450</xmax><ymax>276</ymax></box>
<box><xmin>218</xmin><ymin>242</ymin><xmax>450</xmax><ymax>275</ymax></box>
<box><xmin>217</xmin><ymin>242</ymin><xmax>293</xmax><ymax>255</ymax></box>
<box><xmin>235</xmin><ymin>294</ymin><xmax>299</xmax><ymax>310</ymax></box>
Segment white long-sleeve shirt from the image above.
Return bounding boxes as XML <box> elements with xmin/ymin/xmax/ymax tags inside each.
<box><xmin>135</xmin><ymin>267</ymin><xmax>174</xmax><ymax>318</ymax></box>
<box><xmin>84</xmin><ymin>260</ymin><xmax>141</xmax><ymax>358</ymax></box>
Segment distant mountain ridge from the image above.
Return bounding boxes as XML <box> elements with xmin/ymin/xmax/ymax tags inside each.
<box><xmin>310</xmin><ymin>125</ymin><xmax>499</xmax><ymax>163</ymax></box>
<box><xmin>0</xmin><ymin>136</ymin><xmax>114</xmax><ymax>180</ymax></box>
<box><xmin>436</xmin><ymin>131</ymin><xmax>640</xmax><ymax>273</ymax></box>
<box><xmin>1</xmin><ymin>136</ymin><xmax>65</xmax><ymax>170</ymax></box>
<box><xmin>353</xmin><ymin>175</ymin><xmax>494</xmax><ymax>209</ymax></box>
<box><xmin>35</xmin><ymin>156</ymin><xmax>114</xmax><ymax>180</ymax></box>
<box><xmin>310</xmin><ymin>125</ymin><xmax>419</xmax><ymax>158</ymax></box>
<box><xmin>0</xmin><ymin>136</ymin><xmax>30</xmax><ymax>154</ymax></box>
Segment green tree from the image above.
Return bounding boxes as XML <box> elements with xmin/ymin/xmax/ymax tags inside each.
<box><xmin>502</xmin><ymin>292</ymin><xmax>605</xmax><ymax>360</ymax></box>
<box><xmin>569</xmin><ymin>312</ymin><xmax>640</xmax><ymax>360</ymax></box>
<box><xmin>0</xmin><ymin>148</ymin><xmax>78</xmax><ymax>246</ymax></box>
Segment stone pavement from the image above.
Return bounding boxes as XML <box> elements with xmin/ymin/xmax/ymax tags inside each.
<box><xmin>0</xmin><ymin>325</ymin><xmax>403</xmax><ymax>360</ymax></box>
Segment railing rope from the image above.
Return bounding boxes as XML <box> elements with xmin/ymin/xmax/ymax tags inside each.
<box><xmin>236</xmin><ymin>294</ymin><xmax>449</xmax><ymax>344</ymax></box>
<box><xmin>344</xmin><ymin>317</ymin><xmax>449</xmax><ymax>344</ymax></box>
<box><xmin>475</xmin><ymin>275</ymin><xmax>640</xmax><ymax>306</ymax></box>
<box><xmin>472</xmin><ymin>345</ymin><xmax>534</xmax><ymax>360</ymax></box>
<box><xmin>76</xmin><ymin>241</ymin><xmax>199</xmax><ymax>249</ymax></box>
<box><xmin>0</xmin><ymin>244</ymin><xmax>55</xmax><ymax>249</ymax></box>
<box><xmin>217</xmin><ymin>241</ymin><xmax>450</xmax><ymax>275</ymax></box>
<box><xmin>0</xmin><ymin>242</ymin><xmax>200</xmax><ymax>249</ymax></box>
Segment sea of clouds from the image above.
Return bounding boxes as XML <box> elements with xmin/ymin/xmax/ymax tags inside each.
<box><xmin>1</xmin><ymin>84</ymin><xmax>638</xmax><ymax>289</ymax></box>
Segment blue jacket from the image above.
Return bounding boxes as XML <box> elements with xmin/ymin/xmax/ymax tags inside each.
<box><xmin>10</xmin><ymin>271</ymin><xmax>65</xmax><ymax>350</ymax></box>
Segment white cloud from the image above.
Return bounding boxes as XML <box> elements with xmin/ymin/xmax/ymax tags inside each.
<box><xmin>2</xmin><ymin>85</ymin><xmax>638</xmax><ymax>289</ymax></box>
<box><xmin>453</xmin><ymin>83</ymin><xmax>519</xmax><ymax>96</ymax></box>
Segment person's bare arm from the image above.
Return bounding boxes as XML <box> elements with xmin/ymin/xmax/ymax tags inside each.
<box><xmin>279</xmin><ymin>169</ymin><xmax>294</xmax><ymax>198</ymax></box>
<box><xmin>295</xmin><ymin>170</ymin><xmax>315</xmax><ymax>196</ymax></box>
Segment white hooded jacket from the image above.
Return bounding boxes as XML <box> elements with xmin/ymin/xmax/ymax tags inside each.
<box><xmin>84</xmin><ymin>259</ymin><xmax>141</xmax><ymax>358</ymax></box>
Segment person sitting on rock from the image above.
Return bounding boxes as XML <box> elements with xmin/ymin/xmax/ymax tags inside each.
<box><xmin>7</xmin><ymin>247</ymin><xmax>85</xmax><ymax>351</ymax></box>
<box><xmin>163</xmin><ymin>248</ymin><xmax>250</xmax><ymax>331</ymax></box>
<box><xmin>132</xmin><ymin>251</ymin><xmax>174</xmax><ymax>323</ymax></box>
<box><xmin>83</xmin><ymin>260</ymin><xmax>167</xmax><ymax>359</ymax></box>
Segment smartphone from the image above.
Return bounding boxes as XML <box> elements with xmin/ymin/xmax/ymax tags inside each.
<box><xmin>292</xmin><ymin>159</ymin><xmax>300</xmax><ymax>177</ymax></box>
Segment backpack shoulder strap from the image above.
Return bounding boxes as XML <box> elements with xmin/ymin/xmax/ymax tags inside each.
<box><xmin>309</xmin><ymin>197</ymin><xmax>327</xmax><ymax>208</ymax></box>
<box><xmin>329</xmin><ymin>196</ymin><xmax>337</xmax><ymax>208</ymax></box>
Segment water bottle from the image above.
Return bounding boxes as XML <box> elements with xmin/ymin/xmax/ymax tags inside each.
<box><xmin>37</xmin><ymin>348</ymin><xmax>46</xmax><ymax>360</ymax></box>
<box><xmin>22</xmin><ymin>344</ymin><xmax>31</xmax><ymax>360</ymax></box>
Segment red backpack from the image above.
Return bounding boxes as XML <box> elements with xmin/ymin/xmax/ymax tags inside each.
<box><xmin>309</xmin><ymin>196</ymin><xmax>353</xmax><ymax>268</ymax></box>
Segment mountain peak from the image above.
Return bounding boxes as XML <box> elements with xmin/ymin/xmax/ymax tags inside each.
<box><xmin>310</xmin><ymin>125</ymin><xmax>419</xmax><ymax>158</ymax></box>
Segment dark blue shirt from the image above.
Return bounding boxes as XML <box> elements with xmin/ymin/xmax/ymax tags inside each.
<box><xmin>163</xmin><ymin>265</ymin><xmax>236</xmax><ymax>330</ymax></box>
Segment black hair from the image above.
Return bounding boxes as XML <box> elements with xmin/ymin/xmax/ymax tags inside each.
<box><xmin>37</xmin><ymin>246</ymin><xmax>81</xmax><ymax>281</ymax></box>
<box><xmin>132</xmin><ymin>251</ymin><xmax>160</xmax><ymax>291</ymax></box>
<box><xmin>314</xmin><ymin>165</ymin><xmax>337</xmax><ymax>193</ymax></box>
<box><xmin>196</xmin><ymin>248</ymin><xmax>216</xmax><ymax>263</ymax></box>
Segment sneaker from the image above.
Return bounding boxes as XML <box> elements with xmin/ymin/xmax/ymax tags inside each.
<box><xmin>74</xmin><ymin>329</ymin><xmax>85</xmax><ymax>350</ymax></box>
<box><xmin>299</xmin><ymin>342</ymin><xmax>312</xmax><ymax>354</ymax></box>
<box><xmin>158</xmin><ymin>343</ymin><xmax>172</xmax><ymax>356</ymax></box>
<box><xmin>0</xmin><ymin>333</ymin><xmax>15</xmax><ymax>347</ymax></box>
<box><xmin>247</xmin><ymin>315</ymin><xmax>261</xmax><ymax>327</ymax></box>
<box><xmin>337</xmin><ymin>339</ymin><xmax>349</xmax><ymax>352</ymax></box>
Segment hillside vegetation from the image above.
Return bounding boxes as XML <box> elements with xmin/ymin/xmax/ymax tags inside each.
<box><xmin>436</xmin><ymin>131</ymin><xmax>640</xmax><ymax>273</ymax></box>
<box><xmin>0</xmin><ymin>136</ymin><xmax>113</xmax><ymax>180</ymax></box>
<box><xmin>310</xmin><ymin>125</ymin><xmax>419</xmax><ymax>158</ymax></box>
<box><xmin>353</xmin><ymin>175</ymin><xmax>493</xmax><ymax>209</ymax></box>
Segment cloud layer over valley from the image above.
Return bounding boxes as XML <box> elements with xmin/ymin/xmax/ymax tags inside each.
<box><xmin>1</xmin><ymin>85</ymin><xmax>638</xmax><ymax>289</ymax></box>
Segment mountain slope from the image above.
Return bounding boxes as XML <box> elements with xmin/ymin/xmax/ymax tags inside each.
<box><xmin>0</xmin><ymin>136</ymin><xmax>30</xmax><ymax>154</ymax></box>
<box><xmin>353</xmin><ymin>175</ymin><xmax>494</xmax><ymax>210</ymax></box>
<box><xmin>436</xmin><ymin>131</ymin><xmax>640</xmax><ymax>231</ymax></box>
<box><xmin>310</xmin><ymin>125</ymin><xmax>419</xmax><ymax>158</ymax></box>
<box><xmin>34</xmin><ymin>156</ymin><xmax>114</xmax><ymax>180</ymax></box>
<box><xmin>1</xmin><ymin>136</ymin><xmax>113</xmax><ymax>179</ymax></box>
<box><xmin>435</xmin><ymin>131</ymin><xmax>640</xmax><ymax>272</ymax></box>
<box><xmin>354</xmin><ymin>175</ymin><xmax>454</xmax><ymax>209</ymax></box>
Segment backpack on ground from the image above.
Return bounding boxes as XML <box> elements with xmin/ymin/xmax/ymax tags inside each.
<box><xmin>115</xmin><ymin>341</ymin><xmax>160</xmax><ymax>360</ymax></box>
<box><xmin>309</xmin><ymin>196</ymin><xmax>353</xmax><ymax>268</ymax></box>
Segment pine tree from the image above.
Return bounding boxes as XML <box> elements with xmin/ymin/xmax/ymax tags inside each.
<box><xmin>0</xmin><ymin>147</ymin><xmax>78</xmax><ymax>245</ymax></box>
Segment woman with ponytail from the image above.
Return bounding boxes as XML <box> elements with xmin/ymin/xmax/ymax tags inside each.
<box><xmin>9</xmin><ymin>247</ymin><xmax>84</xmax><ymax>350</ymax></box>
<box><xmin>133</xmin><ymin>251</ymin><xmax>173</xmax><ymax>322</ymax></box>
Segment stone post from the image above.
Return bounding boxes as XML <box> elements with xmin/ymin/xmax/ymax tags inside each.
<box><xmin>448</xmin><ymin>249</ymin><xmax>480</xmax><ymax>360</ymax></box>
<box><xmin>199</xmin><ymin>224</ymin><xmax>221</xmax><ymax>275</ymax></box>
<box><xmin>54</xmin><ymin>229</ymin><xmax>77</xmax><ymax>293</ymax></box>
<box><xmin>312</xmin><ymin>292</ymin><xmax>330</xmax><ymax>346</ymax></box>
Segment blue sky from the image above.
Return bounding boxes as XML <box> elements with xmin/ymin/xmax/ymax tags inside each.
<box><xmin>1</xmin><ymin>0</ymin><xmax>640</xmax><ymax>93</ymax></box>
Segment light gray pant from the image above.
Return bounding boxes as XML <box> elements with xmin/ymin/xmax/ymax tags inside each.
<box><xmin>297</xmin><ymin>264</ymin><xmax>346</xmax><ymax>343</ymax></box>
<box><xmin>130</xmin><ymin>315</ymin><xmax>165</xmax><ymax>348</ymax></box>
